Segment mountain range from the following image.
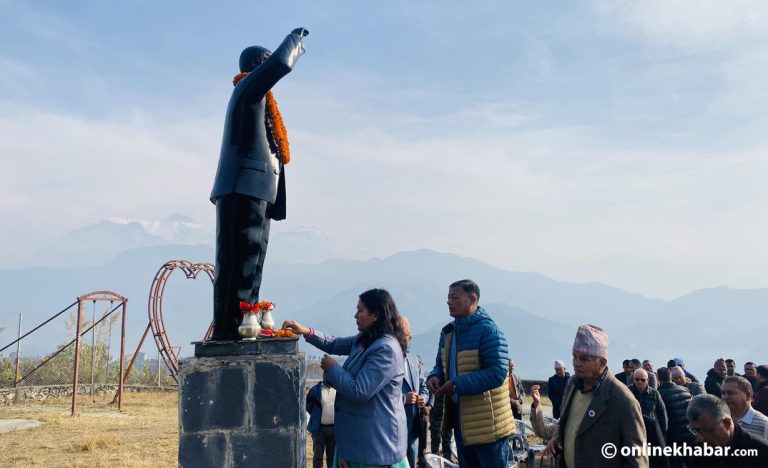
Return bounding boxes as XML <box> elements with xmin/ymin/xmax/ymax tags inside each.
<box><xmin>1</xmin><ymin>242</ymin><xmax>766</xmax><ymax>379</ymax></box>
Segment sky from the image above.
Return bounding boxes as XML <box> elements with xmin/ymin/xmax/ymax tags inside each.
<box><xmin>1</xmin><ymin>0</ymin><xmax>768</xmax><ymax>299</ymax></box>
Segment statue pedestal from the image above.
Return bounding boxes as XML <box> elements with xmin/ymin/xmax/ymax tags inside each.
<box><xmin>178</xmin><ymin>337</ymin><xmax>306</xmax><ymax>468</ymax></box>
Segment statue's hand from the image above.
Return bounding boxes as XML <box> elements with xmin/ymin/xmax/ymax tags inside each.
<box><xmin>292</xmin><ymin>27</ymin><xmax>309</xmax><ymax>38</ymax></box>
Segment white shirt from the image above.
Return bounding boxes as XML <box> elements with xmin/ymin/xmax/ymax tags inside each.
<box><xmin>320</xmin><ymin>384</ymin><xmax>336</xmax><ymax>425</ymax></box>
<box><xmin>738</xmin><ymin>406</ymin><xmax>768</xmax><ymax>440</ymax></box>
<box><xmin>404</xmin><ymin>359</ymin><xmax>413</xmax><ymax>392</ymax></box>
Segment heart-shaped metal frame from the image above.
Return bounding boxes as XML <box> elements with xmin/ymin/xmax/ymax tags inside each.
<box><xmin>148</xmin><ymin>260</ymin><xmax>214</xmax><ymax>382</ymax></box>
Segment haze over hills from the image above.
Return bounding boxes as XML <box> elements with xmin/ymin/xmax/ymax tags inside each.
<box><xmin>1</xmin><ymin>242</ymin><xmax>766</xmax><ymax>379</ymax></box>
<box><xmin>18</xmin><ymin>214</ymin><xmax>345</xmax><ymax>269</ymax></box>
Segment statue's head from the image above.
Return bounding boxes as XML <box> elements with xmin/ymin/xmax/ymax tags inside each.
<box><xmin>239</xmin><ymin>46</ymin><xmax>272</xmax><ymax>73</ymax></box>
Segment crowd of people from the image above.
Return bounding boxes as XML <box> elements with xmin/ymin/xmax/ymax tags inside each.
<box><xmin>285</xmin><ymin>280</ymin><xmax>768</xmax><ymax>467</ymax></box>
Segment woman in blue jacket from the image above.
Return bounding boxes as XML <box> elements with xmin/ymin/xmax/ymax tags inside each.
<box><xmin>283</xmin><ymin>288</ymin><xmax>409</xmax><ymax>467</ymax></box>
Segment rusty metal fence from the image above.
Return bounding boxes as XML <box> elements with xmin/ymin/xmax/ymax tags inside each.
<box><xmin>0</xmin><ymin>291</ymin><xmax>129</xmax><ymax>415</ymax></box>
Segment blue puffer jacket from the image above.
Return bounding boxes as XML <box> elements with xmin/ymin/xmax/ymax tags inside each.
<box><xmin>428</xmin><ymin>307</ymin><xmax>509</xmax><ymax>397</ymax></box>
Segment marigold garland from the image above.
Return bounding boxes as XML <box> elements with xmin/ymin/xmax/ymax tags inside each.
<box><xmin>232</xmin><ymin>72</ymin><xmax>291</xmax><ymax>165</ymax></box>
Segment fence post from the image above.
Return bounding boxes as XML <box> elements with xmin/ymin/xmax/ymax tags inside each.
<box><xmin>14</xmin><ymin>313</ymin><xmax>22</xmax><ymax>387</ymax></box>
<box><xmin>71</xmin><ymin>300</ymin><xmax>83</xmax><ymax>417</ymax></box>
<box><xmin>91</xmin><ymin>301</ymin><xmax>96</xmax><ymax>403</ymax></box>
<box><xmin>117</xmin><ymin>301</ymin><xmax>127</xmax><ymax>410</ymax></box>
<box><xmin>13</xmin><ymin>313</ymin><xmax>22</xmax><ymax>405</ymax></box>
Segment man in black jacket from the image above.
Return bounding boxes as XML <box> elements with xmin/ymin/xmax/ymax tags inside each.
<box><xmin>704</xmin><ymin>359</ymin><xmax>727</xmax><ymax>397</ymax></box>
<box><xmin>616</xmin><ymin>359</ymin><xmax>632</xmax><ymax>386</ymax></box>
<box><xmin>657</xmin><ymin>367</ymin><xmax>695</xmax><ymax>468</ymax></box>
<box><xmin>547</xmin><ymin>360</ymin><xmax>570</xmax><ymax>419</ymax></box>
<box><xmin>687</xmin><ymin>394</ymin><xmax>768</xmax><ymax>468</ymax></box>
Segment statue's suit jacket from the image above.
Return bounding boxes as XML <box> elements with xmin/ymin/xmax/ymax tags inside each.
<box><xmin>210</xmin><ymin>31</ymin><xmax>305</xmax><ymax>220</ymax></box>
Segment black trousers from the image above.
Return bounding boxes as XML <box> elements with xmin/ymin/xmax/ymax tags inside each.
<box><xmin>212</xmin><ymin>194</ymin><xmax>270</xmax><ymax>340</ymax></box>
<box><xmin>312</xmin><ymin>425</ymin><xmax>335</xmax><ymax>468</ymax></box>
<box><xmin>429</xmin><ymin>394</ymin><xmax>453</xmax><ymax>458</ymax></box>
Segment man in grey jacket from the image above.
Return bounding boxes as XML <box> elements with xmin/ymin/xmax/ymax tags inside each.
<box><xmin>547</xmin><ymin>324</ymin><xmax>648</xmax><ymax>468</ymax></box>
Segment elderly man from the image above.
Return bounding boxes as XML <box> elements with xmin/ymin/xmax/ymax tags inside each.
<box><xmin>687</xmin><ymin>394</ymin><xmax>768</xmax><ymax>468</ymax></box>
<box><xmin>508</xmin><ymin>359</ymin><xmax>526</xmax><ymax>420</ymax></box>
<box><xmin>705</xmin><ymin>359</ymin><xmax>727</xmax><ymax>397</ymax></box>
<box><xmin>642</xmin><ymin>360</ymin><xmax>658</xmax><ymax>389</ymax></box>
<box><xmin>427</xmin><ymin>279</ymin><xmax>515</xmax><ymax>468</ymax></box>
<box><xmin>630</xmin><ymin>368</ymin><xmax>668</xmax><ymax>435</ymax></box>
<box><xmin>671</xmin><ymin>366</ymin><xmax>704</xmax><ymax>396</ymax></box>
<box><xmin>721</xmin><ymin>376</ymin><xmax>768</xmax><ymax>440</ymax></box>
<box><xmin>547</xmin><ymin>324</ymin><xmax>648</xmax><ymax>468</ymax></box>
<box><xmin>547</xmin><ymin>360</ymin><xmax>570</xmax><ymax>419</ymax></box>
<box><xmin>400</xmin><ymin>317</ymin><xmax>429</xmax><ymax>468</ymax></box>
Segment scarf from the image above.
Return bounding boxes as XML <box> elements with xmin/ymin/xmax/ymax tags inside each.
<box><xmin>232</xmin><ymin>72</ymin><xmax>291</xmax><ymax>164</ymax></box>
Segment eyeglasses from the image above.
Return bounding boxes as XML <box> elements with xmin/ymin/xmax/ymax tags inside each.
<box><xmin>687</xmin><ymin>423</ymin><xmax>721</xmax><ymax>436</ymax></box>
<box><xmin>634</xmin><ymin>378</ymin><xmax>647</xmax><ymax>382</ymax></box>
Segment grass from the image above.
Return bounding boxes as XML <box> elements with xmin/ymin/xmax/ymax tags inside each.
<box><xmin>0</xmin><ymin>391</ymin><xmax>178</xmax><ymax>468</ymax></box>
<box><xmin>0</xmin><ymin>392</ymin><xmax>551</xmax><ymax>467</ymax></box>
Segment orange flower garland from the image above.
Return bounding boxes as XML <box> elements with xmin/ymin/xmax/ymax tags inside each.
<box><xmin>265</xmin><ymin>91</ymin><xmax>290</xmax><ymax>165</ymax></box>
<box><xmin>232</xmin><ymin>72</ymin><xmax>291</xmax><ymax>165</ymax></box>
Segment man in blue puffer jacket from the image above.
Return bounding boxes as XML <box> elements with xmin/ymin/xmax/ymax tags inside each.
<box><xmin>427</xmin><ymin>279</ymin><xmax>516</xmax><ymax>468</ymax></box>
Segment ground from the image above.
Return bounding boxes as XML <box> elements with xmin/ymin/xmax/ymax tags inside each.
<box><xmin>0</xmin><ymin>391</ymin><xmax>550</xmax><ymax>467</ymax></box>
<box><xmin>0</xmin><ymin>391</ymin><xmax>179</xmax><ymax>468</ymax></box>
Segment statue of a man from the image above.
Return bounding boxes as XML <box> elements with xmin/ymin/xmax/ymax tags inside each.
<box><xmin>209</xmin><ymin>27</ymin><xmax>309</xmax><ymax>340</ymax></box>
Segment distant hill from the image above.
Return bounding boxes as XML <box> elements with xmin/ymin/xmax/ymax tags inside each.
<box><xmin>30</xmin><ymin>214</ymin><xmax>212</xmax><ymax>268</ymax></box>
<box><xmin>1</xmin><ymin>247</ymin><xmax>766</xmax><ymax>379</ymax></box>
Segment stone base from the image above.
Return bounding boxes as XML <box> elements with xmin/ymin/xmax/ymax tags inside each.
<box><xmin>179</xmin><ymin>339</ymin><xmax>306</xmax><ymax>468</ymax></box>
<box><xmin>193</xmin><ymin>336</ymin><xmax>299</xmax><ymax>357</ymax></box>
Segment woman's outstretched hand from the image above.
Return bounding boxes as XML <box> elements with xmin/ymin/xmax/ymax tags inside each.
<box><xmin>281</xmin><ymin>320</ymin><xmax>310</xmax><ymax>336</ymax></box>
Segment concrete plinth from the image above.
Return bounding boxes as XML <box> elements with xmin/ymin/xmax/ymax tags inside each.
<box><xmin>178</xmin><ymin>337</ymin><xmax>306</xmax><ymax>468</ymax></box>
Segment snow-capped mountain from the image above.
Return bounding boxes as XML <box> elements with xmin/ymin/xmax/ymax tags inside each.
<box><xmin>27</xmin><ymin>215</ymin><xmax>344</xmax><ymax>268</ymax></box>
<box><xmin>31</xmin><ymin>214</ymin><xmax>214</xmax><ymax>267</ymax></box>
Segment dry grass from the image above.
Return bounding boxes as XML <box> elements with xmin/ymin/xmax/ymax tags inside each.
<box><xmin>0</xmin><ymin>392</ymin><xmax>551</xmax><ymax>467</ymax></box>
<box><xmin>0</xmin><ymin>391</ymin><xmax>178</xmax><ymax>468</ymax></box>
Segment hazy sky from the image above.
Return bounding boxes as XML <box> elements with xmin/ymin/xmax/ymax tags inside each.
<box><xmin>1</xmin><ymin>1</ymin><xmax>767</xmax><ymax>298</ymax></box>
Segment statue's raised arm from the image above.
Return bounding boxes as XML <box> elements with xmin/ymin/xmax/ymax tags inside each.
<box><xmin>235</xmin><ymin>27</ymin><xmax>309</xmax><ymax>100</ymax></box>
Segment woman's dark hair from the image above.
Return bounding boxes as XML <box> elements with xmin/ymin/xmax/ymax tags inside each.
<box><xmin>357</xmin><ymin>288</ymin><xmax>407</xmax><ymax>355</ymax></box>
